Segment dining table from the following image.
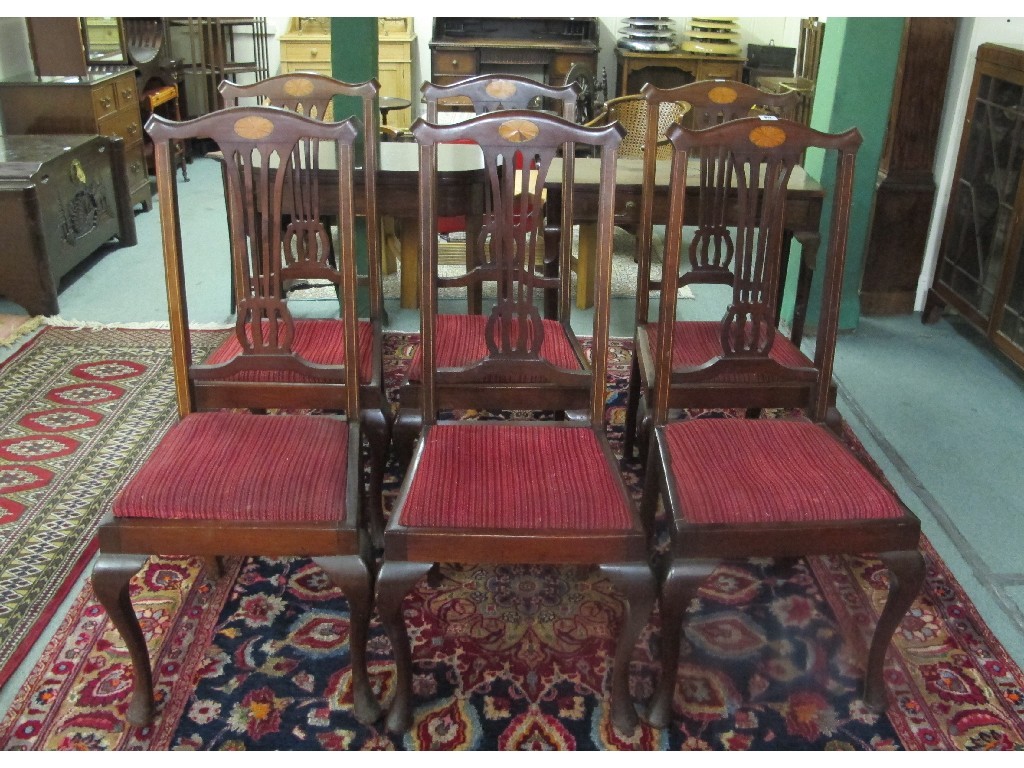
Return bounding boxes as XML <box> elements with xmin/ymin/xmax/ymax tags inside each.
<box><xmin>276</xmin><ymin>141</ymin><xmax>826</xmax><ymax>340</ymax></box>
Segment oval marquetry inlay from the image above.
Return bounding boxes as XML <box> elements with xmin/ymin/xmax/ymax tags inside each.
<box><xmin>708</xmin><ymin>86</ymin><xmax>738</xmax><ymax>104</ymax></box>
<box><xmin>234</xmin><ymin>116</ymin><xmax>275</xmax><ymax>140</ymax></box>
<box><xmin>499</xmin><ymin>118</ymin><xmax>539</xmax><ymax>143</ymax></box>
<box><xmin>283</xmin><ymin>77</ymin><xmax>315</xmax><ymax>98</ymax></box>
<box><xmin>485</xmin><ymin>80</ymin><xmax>518</xmax><ymax>99</ymax></box>
<box><xmin>749</xmin><ymin>124</ymin><xmax>787</xmax><ymax>148</ymax></box>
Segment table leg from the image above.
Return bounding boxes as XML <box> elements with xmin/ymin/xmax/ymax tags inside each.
<box><xmin>399</xmin><ymin>217</ymin><xmax>419</xmax><ymax>309</ymax></box>
<box><xmin>576</xmin><ymin>222</ymin><xmax>597</xmax><ymax>310</ymax></box>
<box><xmin>381</xmin><ymin>215</ymin><xmax>399</xmax><ymax>275</ymax></box>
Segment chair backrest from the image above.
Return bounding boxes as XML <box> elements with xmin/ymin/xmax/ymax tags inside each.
<box><xmin>422</xmin><ymin>74</ymin><xmax>579</xmax><ymax>122</ymax></box>
<box><xmin>412</xmin><ymin>111</ymin><xmax>625</xmax><ymax>425</ymax></box>
<box><xmin>219</xmin><ymin>74</ymin><xmax>382</xmax><ymax>326</ymax></box>
<box><xmin>586</xmin><ymin>95</ymin><xmax>690</xmax><ymax>159</ymax></box>
<box><xmin>146</xmin><ymin>106</ymin><xmax>367</xmax><ymax>417</ymax></box>
<box><xmin>634</xmin><ymin>81</ymin><xmax>801</xmax><ymax>322</ymax></box>
<box><xmin>649</xmin><ymin>116</ymin><xmax>861</xmax><ymax>426</ymax></box>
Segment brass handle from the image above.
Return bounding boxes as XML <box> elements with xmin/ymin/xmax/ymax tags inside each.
<box><xmin>121</xmin><ymin>88</ymin><xmax>133</xmax><ymax>100</ymax></box>
<box><xmin>451</xmin><ymin>59</ymin><xmax>459</xmax><ymax>68</ymax></box>
<box><xmin>310</xmin><ymin>48</ymin><xmax>318</xmax><ymax>57</ymax></box>
<box><xmin>126</xmin><ymin>123</ymin><xmax>139</xmax><ymax>136</ymax></box>
<box><xmin>100</xmin><ymin>96</ymin><xmax>112</xmax><ymax>109</ymax></box>
<box><xmin>130</xmin><ymin>161</ymin><xmax>142</xmax><ymax>173</ymax></box>
<box><xmin>624</xmin><ymin>201</ymin><xmax>636</xmax><ymax>212</ymax></box>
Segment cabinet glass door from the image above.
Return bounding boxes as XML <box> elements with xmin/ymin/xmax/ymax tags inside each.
<box><xmin>936</xmin><ymin>72</ymin><xmax>1024</xmax><ymax>322</ymax></box>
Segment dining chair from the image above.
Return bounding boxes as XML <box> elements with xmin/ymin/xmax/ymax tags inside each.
<box><xmin>91</xmin><ymin>106</ymin><xmax>382</xmax><ymax>727</ymax></box>
<box><xmin>376</xmin><ymin>111</ymin><xmax>655</xmax><ymax>735</ymax></box>
<box><xmin>390</xmin><ymin>79</ymin><xmax>584</xmax><ymax>464</ymax></box>
<box><xmin>639</xmin><ymin>116</ymin><xmax>923</xmax><ymax>728</ymax></box>
<box><xmin>621</xmin><ymin>82</ymin><xmax>819</xmax><ymax>465</ymax></box>
<box><xmin>216</xmin><ymin>74</ymin><xmax>390</xmax><ymax>544</ymax></box>
<box><xmin>422</xmin><ymin>74</ymin><xmax>580</xmax><ymax>316</ymax></box>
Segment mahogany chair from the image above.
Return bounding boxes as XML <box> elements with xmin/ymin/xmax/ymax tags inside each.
<box><xmin>621</xmin><ymin>82</ymin><xmax>819</xmax><ymax>464</ymax></box>
<box><xmin>91</xmin><ymin>106</ymin><xmax>382</xmax><ymax>726</ymax></box>
<box><xmin>215</xmin><ymin>75</ymin><xmax>390</xmax><ymax>543</ymax></box>
<box><xmin>422</xmin><ymin>74</ymin><xmax>580</xmax><ymax>315</ymax></box>
<box><xmin>639</xmin><ymin>116</ymin><xmax>923</xmax><ymax>728</ymax></box>
<box><xmin>376</xmin><ymin>111</ymin><xmax>655</xmax><ymax>735</ymax></box>
<box><xmin>391</xmin><ymin>82</ymin><xmax>584</xmax><ymax>464</ymax></box>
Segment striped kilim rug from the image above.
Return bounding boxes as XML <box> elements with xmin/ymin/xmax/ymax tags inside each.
<box><xmin>0</xmin><ymin>327</ymin><xmax>227</xmax><ymax>686</ymax></box>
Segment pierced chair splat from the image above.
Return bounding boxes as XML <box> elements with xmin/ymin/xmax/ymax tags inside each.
<box><xmin>390</xmin><ymin>90</ymin><xmax>587</xmax><ymax>466</ymax></box>
<box><xmin>375</xmin><ymin>111</ymin><xmax>656</xmax><ymax>736</ymax></box>
<box><xmin>90</xmin><ymin>106</ymin><xmax>383</xmax><ymax>727</ymax></box>
<box><xmin>214</xmin><ymin>74</ymin><xmax>391</xmax><ymax>545</ymax></box>
<box><xmin>639</xmin><ymin>116</ymin><xmax>923</xmax><ymax>729</ymax></box>
<box><xmin>621</xmin><ymin>81</ymin><xmax>824</xmax><ymax>465</ymax></box>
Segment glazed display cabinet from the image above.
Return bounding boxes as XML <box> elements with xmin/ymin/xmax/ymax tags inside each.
<box><xmin>927</xmin><ymin>43</ymin><xmax>1024</xmax><ymax>371</ymax></box>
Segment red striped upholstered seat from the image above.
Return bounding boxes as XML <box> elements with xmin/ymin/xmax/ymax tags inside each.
<box><xmin>204</xmin><ymin>319</ymin><xmax>374</xmax><ymax>385</ymax></box>
<box><xmin>644</xmin><ymin>321</ymin><xmax>811</xmax><ymax>381</ymax></box>
<box><xmin>663</xmin><ymin>417</ymin><xmax>904</xmax><ymax>525</ymax></box>
<box><xmin>113</xmin><ymin>411</ymin><xmax>348</xmax><ymax>523</ymax></box>
<box><xmin>401</xmin><ymin>423</ymin><xmax>633</xmax><ymax>530</ymax></box>
<box><xmin>406</xmin><ymin>315</ymin><xmax>582</xmax><ymax>383</ymax></box>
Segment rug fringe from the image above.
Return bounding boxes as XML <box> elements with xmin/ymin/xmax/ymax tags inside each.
<box><xmin>0</xmin><ymin>315</ymin><xmax>44</xmax><ymax>347</ymax></box>
<box><xmin>43</xmin><ymin>317</ymin><xmax>234</xmax><ymax>331</ymax></box>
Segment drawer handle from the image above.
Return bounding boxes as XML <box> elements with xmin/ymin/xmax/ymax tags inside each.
<box><xmin>131</xmin><ymin>161</ymin><xmax>142</xmax><ymax>173</ymax></box>
<box><xmin>122</xmin><ymin>88</ymin><xmax>133</xmax><ymax>100</ymax></box>
<box><xmin>310</xmin><ymin>48</ymin><xmax>318</xmax><ymax>57</ymax></box>
<box><xmin>451</xmin><ymin>59</ymin><xmax>459</xmax><ymax>67</ymax></box>
<box><xmin>126</xmin><ymin>123</ymin><xmax>139</xmax><ymax>136</ymax></box>
<box><xmin>100</xmin><ymin>96</ymin><xmax>113</xmax><ymax>109</ymax></box>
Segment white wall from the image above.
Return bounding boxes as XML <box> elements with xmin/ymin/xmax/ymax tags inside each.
<box><xmin>918</xmin><ymin>18</ymin><xmax>1024</xmax><ymax>310</ymax></box>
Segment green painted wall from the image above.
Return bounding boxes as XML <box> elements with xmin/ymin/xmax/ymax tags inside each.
<box><xmin>330</xmin><ymin>17</ymin><xmax>378</xmax><ymax>314</ymax></box>
<box><xmin>797</xmin><ymin>18</ymin><xmax>904</xmax><ymax>330</ymax></box>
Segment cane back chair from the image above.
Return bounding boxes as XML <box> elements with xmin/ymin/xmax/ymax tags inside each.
<box><xmin>376</xmin><ymin>111</ymin><xmax>655</xmax><ymax>735</ymax></box>
<box><xmin>91</xmin><ymin>106</ymin><xmax>382</xmax><ymax>726</ymax></box>
<box><xmin>621</xmin><ymin>82</ymin><xmax>822</xmax><ymax>464</ymax></box>
<box><xmin>639</xmin><ymin>116</ymin><xmax>923</xmax><ymax>728</ymax></box>
<box><xmin>214</xmin><ymin>75</ymin><xmax>390</xmax><ymax>543</ymax></box>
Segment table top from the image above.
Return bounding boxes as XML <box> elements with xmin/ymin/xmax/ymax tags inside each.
<box><xmin>548</xmin><ymin>156</ymin><xmax>824</xmax><ymax>195</ymax></box>
<box><xmin>379</xmin><ymin>96</ymin><xmax>412</xmax><ymax>112</ymax></box>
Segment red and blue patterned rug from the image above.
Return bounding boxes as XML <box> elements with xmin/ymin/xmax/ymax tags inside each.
<box><xmin>2</xmin><ymin>330</ymin><xmax>1023</xmax><ymax>749</ymax></box>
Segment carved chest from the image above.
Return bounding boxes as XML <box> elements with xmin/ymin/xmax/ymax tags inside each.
<box><xmin>0</xmin><ymin>134</ymin><xmax>136</xmax><ymax>316</ymax></box>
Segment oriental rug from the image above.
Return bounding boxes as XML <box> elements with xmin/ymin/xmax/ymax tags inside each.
<box><xmin>0</xmin><ymin>327</ymin><xmax>227</xmax><ymax>687</ymax></box>
<box><xmin>2</xmin><ymin>331</ymin><xmax>1023</xmax><ymax>750</ymax></box>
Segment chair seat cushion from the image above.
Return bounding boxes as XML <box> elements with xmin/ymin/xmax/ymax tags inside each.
<box><xmin>204</xmin><ymin>319</ymin><xmax>373</xmax><ymax>384</ymax></box>
<box><xmin>663</xmin><ymin>418</ymin><xmax>904</xmax><ymax>525</ymax></box>
<box><xmin>113</xmin><ymin>411</ymin><xmax>349</xmax><ymax>523</ymax></box>
<box><xmin>644</xmin><ymin>321</ymin><xmax>810</xmax><ymax>382</ymax></box>
<box><xmin>407</xmin><ymin>314</ymin><xmax>581</xmax><ymax>383</ymax></box>
<box><xmin>401</xmin><ymin>423</ymin><xmax>633</xmax><ymax>530</ymax></box>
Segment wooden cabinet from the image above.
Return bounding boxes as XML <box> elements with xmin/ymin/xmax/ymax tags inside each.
<box><xmin>378</xmin><ymin>18</ymin><xmax>415</xmax><ymax>130</ymax></box>
<box><xmin>615</xmin><ymin>49</ymin><xmax>745</xmax><ymax>96</ymax></box>
<box><xmin>0</xmin><ymin>134</ymin><xmax>136</xmax><ymax>316</ymax></box>
<box><xmin>862</xmin><ymin>18</ymin><xmax>956</xmax><ymax>315</ymax></box>
<box><xmin>279</xmin><ymin>17</ymin><xmax>332</xmax><ymax>76</ymax></box>
<box><xmin>429</xmin><ymin>17</ymin><xmax>599</xmax><ymax>115</ymax></box>
<box><xmin>927</xmin><ymin>43</ymin><xmax>1024</xmax><ymax>371</ymax></box>
<box><xmin>0</xmin><ymin>68</ymin><xmax>151</xmax><ymax>212</ymax></box>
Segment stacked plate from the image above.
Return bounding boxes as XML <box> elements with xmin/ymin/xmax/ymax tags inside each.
<box><xmin>617</xmin><ymin>17</ymin><xmax>677</xmax><ymax>53</ymax></box>
<box><xmin>680</xmin><ymin>17</ymin><xmax>742</xmax><ymax>56</ymax></box>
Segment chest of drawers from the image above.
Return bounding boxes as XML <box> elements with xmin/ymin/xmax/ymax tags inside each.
<box><xmin>0</xmin><ymin>68</ymin><xmax>151</xmax><ymax>212</ymax></box>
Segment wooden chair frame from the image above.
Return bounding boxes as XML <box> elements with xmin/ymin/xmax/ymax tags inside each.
<box><xmin>92</xmin><ymin>107</ymin><xmax>382</xmax><ymax>727</ymax></box>
<box><xmin>218</xmin><ymin>74</ymin><xmax>391</xmax><ymax>544</ymax></box>
<box><xmin>639</xmin><ymin>116</ymin><xmax>923</xmax><ymax>728</ymax></box>
<box><xmin>621</xmin><ymin>82</ymin><xmax>824</xmax><ymax>464</ymax></box>
<box><xmin>376</xmin><ymin>111</ymin><xmax>655</xmax><ymax>735</ymax></box>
